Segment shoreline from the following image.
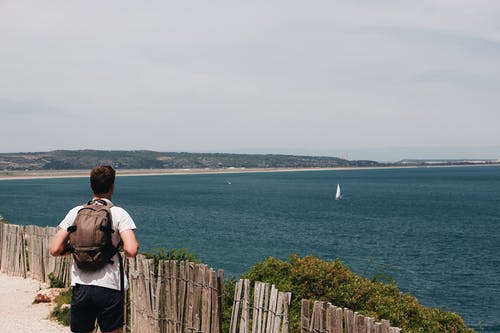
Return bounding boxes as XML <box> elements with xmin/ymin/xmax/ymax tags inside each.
<box><xmin>1</xmin><ymin>163</ymin><xmax>499</xmax><ymax>181</ymax></box>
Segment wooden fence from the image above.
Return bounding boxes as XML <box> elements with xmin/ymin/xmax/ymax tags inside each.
<box><xmin>0</xmin><ymin>223</ymin><xmax>402</xmax><ymax>333</ymax></box>
<box><xmin>230</xmin><ymin>279</ymin><xmax>292</xmax><ymax>333</ymax></box>
<box><xmin>0</xmin><ymin>223</ymin><xmax>224</xmax><ymax>333</ymax></box>
<box><xmin>0</xmin><ymin>223</ymin><xmax>72</xmax><ymax>284</ymax></box>
<box><xmin>24</xmin><ymin>225</ymin><xmax>72</xmax><ymax>285</ymax></box>
<box><xmin>301</xmin><ymin>300</ymin><xmax>401</xmax><ymax>333</ymax></box>
<box><xmin>127</xmin><ymin>254</ymin><xmax>224</xmax><ymax>333</ymax></box>
<box><xmin>0</xmin><ymin>223</ymin><xmax>27</xmax><ymax>277</ymax></box>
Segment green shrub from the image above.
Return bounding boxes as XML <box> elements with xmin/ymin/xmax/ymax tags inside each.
<box><xmin>242</xmin><ymin>255</ymin><xmax>474</xmax><ymax>333</ymax></box>
<box><xmin>144</xmin><ymin>247</ymin><xmax>197</xmax><ymax>262</ymax></box>
<box><xmin>48</xmin><ymin>272</ymin><xmax>65</xmax><ymax>288</ymax></box>
<box><xmin>144</xmin><ymin>248</ymin><xmax>198</xmax><ymax>275</ymax></box>
<box><xmin>50</xmin><ymin>288</ymin><xmax>72</xmax><ymax>326</ymax></box>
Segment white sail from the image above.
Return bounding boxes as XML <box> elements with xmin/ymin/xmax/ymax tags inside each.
<box><xmin>335</xmin><ymin>183</ymin><xmax>342</xmax><ymax>200</ymax></box>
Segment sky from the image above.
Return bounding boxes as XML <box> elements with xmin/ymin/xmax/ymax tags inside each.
<box><xmin>0</xmin><ymin>1</ymin><xmax>499</xmax><ymax>161</ymax></box>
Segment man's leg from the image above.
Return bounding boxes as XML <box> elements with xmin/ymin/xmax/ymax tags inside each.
<box><xmin>71</xmin><ymin>285</ymin><xmax>98</xmax><ymax>333</ymax></box>
<box><xmin>94</xmin><ymin>286</ymin><xmax>124</xmax><ymax>333</ymax></box>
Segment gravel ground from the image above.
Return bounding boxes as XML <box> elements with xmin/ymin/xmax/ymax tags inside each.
<box><xmin>0</xmin><ymin>273</ymin><xmax>71</xmax><ymax>333</ymax></box>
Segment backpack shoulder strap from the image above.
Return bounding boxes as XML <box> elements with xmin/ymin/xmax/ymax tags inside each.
<box><xmin>88</xmin><ymin>199</ymin><xmax>114</xmax><ymax>208</ymax></box>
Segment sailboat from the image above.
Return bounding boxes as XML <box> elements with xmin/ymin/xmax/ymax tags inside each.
<box><xmin>335</xmin><ymin>183</ymin><xmax>342</xmax><ymax>200</ymax></box>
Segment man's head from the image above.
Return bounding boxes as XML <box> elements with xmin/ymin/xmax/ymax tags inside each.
<box><xmin>90</xmin><ymin>165</ymin><xmax>116</xmax><ymax>195</ymax></box>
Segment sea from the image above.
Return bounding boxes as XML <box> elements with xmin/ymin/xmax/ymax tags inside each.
<box><xmin>1</xmin><ymin>166</ymin><xmax>499</xmax><ymax>332</ymax></box>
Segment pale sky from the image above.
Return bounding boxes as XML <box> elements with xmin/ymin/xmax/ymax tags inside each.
<box><xmin>1</xmin><ymin>1</ymin><xmax>499</xmax><ymax>161</ymax></box>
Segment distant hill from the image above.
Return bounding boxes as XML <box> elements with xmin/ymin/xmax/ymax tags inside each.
<box><xmin>397</xmin><ymin>158</ymin><xmax>499</xmax><ymax>165</ymax></box>
<box><xmin>0</xmin><ymin>150</ymin><xmax>380</xmax><ymax>170</ymax></box>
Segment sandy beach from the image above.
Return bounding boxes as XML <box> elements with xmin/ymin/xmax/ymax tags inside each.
<box><xmin>0</xmin><ymin>167</ymin><xmax>356</xmax><ymax>180</ymax></box>
<box><xmin>0</xmin><ymin>164</ymin><xmax>497</xmax><ymax>181</ymax></box>
<box><xmin>0</xmin><ymin>273</ymin><xmax>70</xmax><ymax>333</ymax></box>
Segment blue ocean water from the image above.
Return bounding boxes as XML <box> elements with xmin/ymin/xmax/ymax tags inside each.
<box><xmin>1</xmin><ymin>166</ymin><xmax>499</xmax><ymax>332</ymax></box>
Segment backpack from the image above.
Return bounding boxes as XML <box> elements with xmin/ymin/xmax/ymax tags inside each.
<box><xmin>67</xmin><ymin>199</ymin><xmax>122</xmax><ymax>271</ymax></box>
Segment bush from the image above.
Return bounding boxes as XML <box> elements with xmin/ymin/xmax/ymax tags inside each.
<box><xmin>242</xmin><ymin>255</ymin><xmax>474</xmax><ymax>333</ymax></box>
<box><xmin>143</xmin><ymin>248</ymin><xmax>198</xmax><ymax>274</ymax></box>
<box><xmin>48</xmin><ymin>272</ymin><xmax>65</xmax><ymax>288</ymax></box>
<box><xmin>50</xmin><ymin>288</ymin><xmax>72</xmax><ymax>326</ymax></box>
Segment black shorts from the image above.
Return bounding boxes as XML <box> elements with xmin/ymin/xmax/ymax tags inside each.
<box><xmin>71</xmin><ymin>284</ymin><xmax>124</xmax><ymax>333</ymax></box>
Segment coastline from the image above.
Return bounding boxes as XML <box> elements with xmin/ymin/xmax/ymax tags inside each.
<box><xmin>0</xmin><ymin>167</ymin><xmax>361</xmax><ymax>180</ymax></box>
<box><xmin>1</xmin><ymin>163</ymin><xmax>499</xmax><ymax>181</ymax></box>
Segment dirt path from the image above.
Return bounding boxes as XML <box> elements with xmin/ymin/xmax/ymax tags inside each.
<box><xmin>0</xmin><ymin>273</ymin><xmax>71</xmax><ymax>333</ymax></box>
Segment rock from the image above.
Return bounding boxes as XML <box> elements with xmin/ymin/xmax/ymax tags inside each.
<box><xmin>34</xmin><ymin>293</ymin><xmax>51</xmax><ymax>303</ymax></box>
<box><xmin>33</xmin><ymin>288</ymin><xmax>68</xmax><ymax>304</ymax></box>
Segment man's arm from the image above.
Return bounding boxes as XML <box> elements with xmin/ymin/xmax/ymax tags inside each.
<box><xmin>49</xmin><ymin>228</ymin><xmax>70</xmax><ymax>256</ymax></box>
<box><xmin>120</xmin><ymin>229</ymin><xmax>139</xmax><ymax>257</ymax></box>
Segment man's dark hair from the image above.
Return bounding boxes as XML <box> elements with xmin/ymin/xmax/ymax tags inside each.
<box><xmin>90</xmin><ymin>165</ymin><xmax>116</xmax><ymax>195</ymax></box>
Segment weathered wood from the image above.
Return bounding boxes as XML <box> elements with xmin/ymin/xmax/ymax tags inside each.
<box><xmin>366</xmin><ymin>317</ymin><xmax>375</xmax><ymax>333</ymax></box>
<box><xmin>193</xmin><ymin>265</ymin><xmax>203</xmax><ymax>333</ymax></box>
<box><xmin>241</xmin><ymin>279</ymin><xmax>251</xmax><ymax>333</ymax></box>
<box><xmin>325</xmin><ymin>303</ymin><xmax>334</xmax><ymax>333</ymax></box>
<box><xmin>194</xmin><ymin>314</ymin><xmax>200</xmax><ymax>333</ymax></box>
<box><xmin>185</xmin><ymin>262</ymin><xmax>195</xmax><ymax>333</ymax></box>
<box><xmin>262</xmin><ymin>283</ymin><xmax>270</xmax><ymax>333</ymax></box>
<box><xmin>217</xmin><ymin>269</ymin><xmax>224</xmax><ymax>333</ymax></box>
<box><xmin>230</xmin><ymin>279</ymin><xmax>244</xmax><ymax>333</ymax></box>
<box><xmin>333</xmin><ymin>306</ymin><xmax>343</xmax><ymax>333</ymax></box>
<box><xmin>156</xmin><ymin>260</ymin><xmax>162</xmax><ymax>333</ymax></box>
<box><xmin>147</xmin><ymin>257</ymin><xmax>156</xmax><ymax>333</ymax></box>
<box><xmin>2</xmin><ymin>224</ymin><xmax>228</xmax><ymax>333</ymax></box>
<box><xmin>301</xmin><ymin>300</ymin><xmax>310</xmax><ymax>333</ymax></box>
<box><xmin>210</xmin><ymin>269</ymin><xmax>218</xmax><ymax>333</ymax></box>
<box><xmin>317</xmin><ymin>301</ymin><xmax>324</xmax><ymax>333</ymax></box>
<box><xmin>201</xmin><ymin>266</ymin><xmax>211</xmax><ymax>333</ymax></box>
<box><xmin>344</xmin><ymin>308</ymin><xmax>354</xmax><ymax>333</ymax></box>
<box><xmin>310</xmin><ymin>301</ymin><xmax>322</xmax><ymax>333</ymax></box>
<box><xmin>151</xmin><ymin>258</ymin><xmax>160</xmax><ymax>333</ymax></box>
<box><xmin>1</xmin><ymin>224</ymin><xmax>27</xmax><ymax>277</ymax></box>
<box><xmin>171</xmin><ymin>261</ymin><xmax>179</xmax><ymax>333</ymax></box>
<box><xmin>225</xmin><ymin>283</ymin><xmax>292</xmax><ymax>333</ymax></box>
<box><xmin>142</xmin><ymin>257</ymin><xmax>154</xmax><ymax>333</ymax></box>
<box><xmin>281</xmin><ymin>292</ymin><xmax>291</xmax><ymax>333</ymax></box>
<box><xmin>128</xmin><ymin>257</ymin><xmax>137</xmax><ymax>333</ymax></box>
<box><xmin>272</xmin><ymin>292</ymin><xmax>284</xmax><ymax>333</ymax></box>
<box><xmin>133</xmin><ymin>255</ymin><xmax>149</xmax><ymax>333</ymax></box>
<box><xmin>178</xmin><ymin>261</ymin><xmax>187</xmax><ymax>333</ymax></box>
<box><xmin>166</xmin><ymin>261</ymin><xmax>172</xmax><ymax>333</ymax></box>
<box><xmin>2</xmin><ymin>224</ymin><xmax>10</xmax><ymax>273</ymax></box>
<box><xmin>8</xmin><ymin>223</ymin><xmax>414</xmax><ymax>333</ymax></box>
<box><xmin>380</xmin><ymin>320</ymin><xmax>390</xmax><ymax>333</ymax></box>
<box><xmin>256</xmin><ymin>282</ymin><xmax>267</xmax><ymax>333</ymax></box>
<box><xmin>354</xmin><ymin>313</ymin><xmax>365</xmax><ymax>333</ymax></box>
<box><xmin>266</xmin><ymin>285</ymin><xmax>278</xmax><ymax>333</ymax></box>
<box><xmin>252</xmin><ymin>281</ymin><xmax>261</xmax><ymax>333</ymax></box>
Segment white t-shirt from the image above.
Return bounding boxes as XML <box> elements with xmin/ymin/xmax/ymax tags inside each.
<box><xmin>58</xmin><ymin>198</ymin><xmax>136</xmax><ymax>291</ymax></box>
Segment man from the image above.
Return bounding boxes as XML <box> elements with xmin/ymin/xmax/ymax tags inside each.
<box><xmin>50</xmin><ymin>165</ymin><xmax>139</xmax><ymax>333</ymax></box>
